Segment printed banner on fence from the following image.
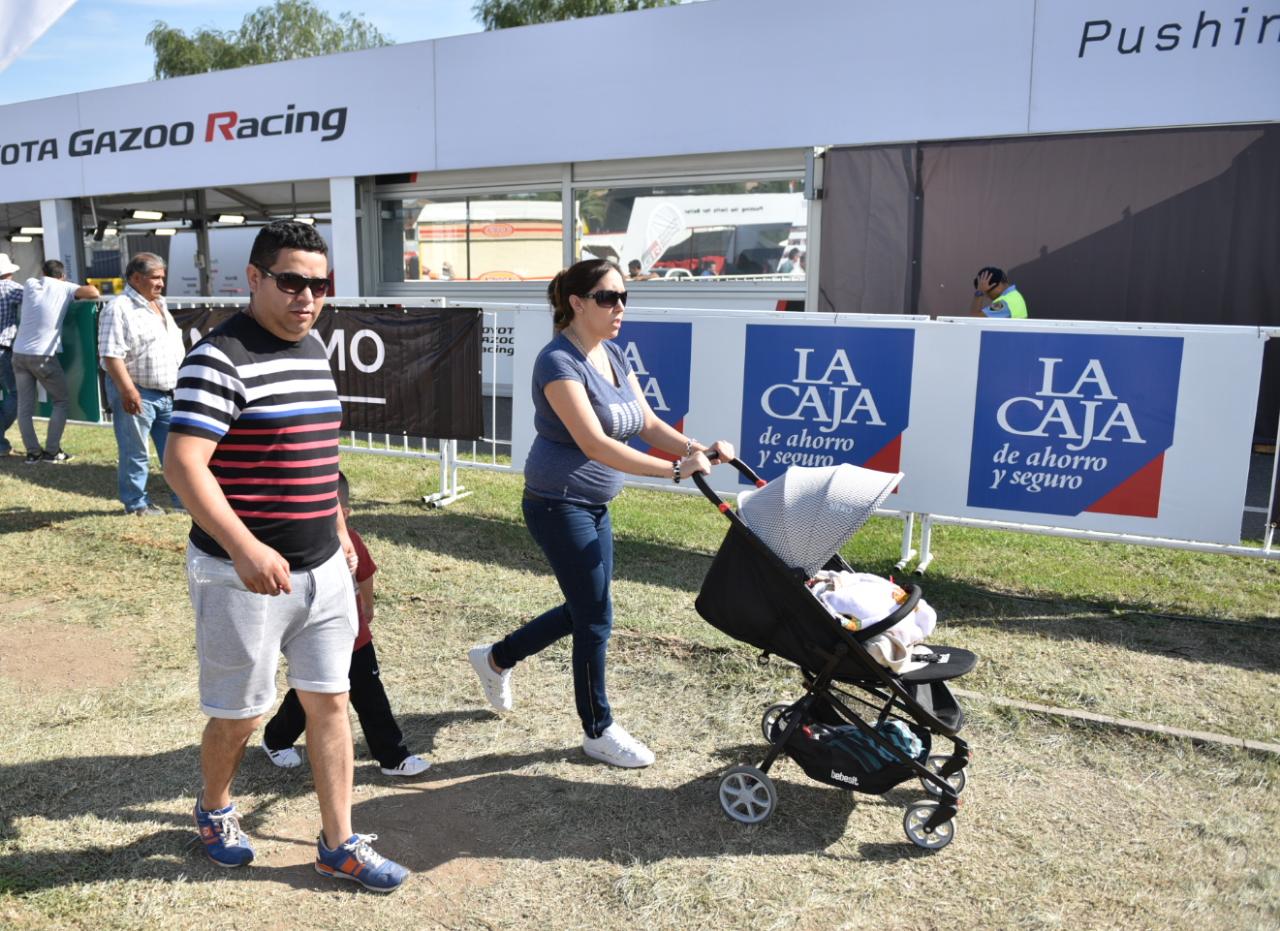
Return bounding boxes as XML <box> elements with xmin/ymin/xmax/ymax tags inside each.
<box><xmin>966</xmin><ymin>330</ymin><xmax>1183</xmax><ymax>517</ymax></box>
<box><xmin>618</xmin><ymin>321</ymin><xmax>692</xmax><ymax>458</ymax></box>
<box><xmin>738</xmin><ymin>324</ymin><xmax>914</xmax><ymax>483</ymax></box>
<box><xmin>169</xmin><ymin>304</ymin><xmax>483</xmax><ymax>439</ymax></box>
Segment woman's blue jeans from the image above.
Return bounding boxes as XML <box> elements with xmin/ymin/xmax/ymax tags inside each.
<box><xmin>492</xmin><ymin>495</ymin><xmax>614</xmax><ymax>739</ymax></box>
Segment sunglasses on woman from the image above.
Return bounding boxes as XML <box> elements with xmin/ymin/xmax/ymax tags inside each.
<box><xmin>254</xmin><ymin>263</ymin><xmax>332</xmax><ymax>298</ymax></box>
<box><xmin>586</xmin><ymin>289</ymin><xmax>628</xmax><ymax>308</ymax></box>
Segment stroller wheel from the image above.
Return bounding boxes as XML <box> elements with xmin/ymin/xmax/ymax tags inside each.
<box><xmin>903</xmin><ymin>802</ymin><xmax>956</xmax><ymax>850</ymax></box>
<box><xmin>920</xmin><ymin>755</ymin><xmax>967</xmax><ymax>797</ymax></box>
<box><xmin>761</xmin><ymin>703</ymin><xmax>792</xmax><ymax>742</ymax></box>
<box><xmin>718</xmin><ymin>765</ymin><xmax>777</xmax><ymax>825</ymax></box>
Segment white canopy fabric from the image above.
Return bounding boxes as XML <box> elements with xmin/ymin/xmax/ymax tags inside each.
<box><xmin>737</xmin><ymin>464</ymin><xmax>904</xmax><ymax>575</ymax></box>
<box><xmin>0</xmin><ymin>0</ymin><xmax>77</xmax><ymax>74</ymax></box>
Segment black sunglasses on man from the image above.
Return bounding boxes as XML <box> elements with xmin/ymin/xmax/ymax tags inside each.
<box><xmin>254</xmin><ymin>263</ymin><xmax>332</xmax><ymax>298</ymax></box>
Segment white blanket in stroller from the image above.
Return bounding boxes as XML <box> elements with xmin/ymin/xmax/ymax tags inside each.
<box><xmin>810</xmin><ymin>571</ymin><xmax>937</xmax><ymax>673</ymax></box>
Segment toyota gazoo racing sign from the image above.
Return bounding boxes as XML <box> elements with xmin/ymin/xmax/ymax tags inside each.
<box><xmin>1</xmin><ymin>103</ymin><xmax>347</xmax><ymax>167</ymax></box>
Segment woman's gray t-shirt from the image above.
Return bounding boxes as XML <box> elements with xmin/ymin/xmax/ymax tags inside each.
<box><xmin>523</xmin><ymin>332</ymin><xmax>646</xmax><ymax>504</ymax></box>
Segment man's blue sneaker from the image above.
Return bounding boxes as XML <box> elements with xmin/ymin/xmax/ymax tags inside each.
<box><xmin>314</xmin><ymin>832</ymin><xmax>407</xmax><ymax>893</ymax></box>
<box><xmin>193</xmin><ymin>796</ymin><xmax>255</xmax><ymax>867</ymax></box>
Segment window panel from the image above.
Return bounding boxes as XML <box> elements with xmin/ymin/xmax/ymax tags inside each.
<box><xmin>379</xmin><ymin>191</ymin><xmax>563</xmax><ymax>283</ymax></box>
<box><xmin>574</xmin><ymin>178</ymin><xmax>807</xmax><ymax>280</ymax></box>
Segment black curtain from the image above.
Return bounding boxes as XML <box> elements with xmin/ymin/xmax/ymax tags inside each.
<box><xmin>819</xmin><ymin>125</ymin><xmax>1280</xmax><ymax>441</ymax></box>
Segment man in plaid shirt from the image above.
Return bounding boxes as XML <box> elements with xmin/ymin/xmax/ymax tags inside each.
<box><xmin>98</xmin><ymin>253</ymin><xmax>186</xmax><ymax>515</ymax></box>
<box><xmin>0</xmin><ymin>254</ymin><xmax>20</xmax><ymax>456</ymax></box>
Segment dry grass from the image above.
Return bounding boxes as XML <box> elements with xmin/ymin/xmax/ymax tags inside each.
<box><xmin>0</xmin><ymin>423</ymin><xmax>1277</xmax><ymax>930</ymax></box>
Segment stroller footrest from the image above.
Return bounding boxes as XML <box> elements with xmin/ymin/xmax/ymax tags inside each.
<box><xmin>899</xmin><ymin>647</ymin><xmax>977</xmax><ymax>683</ymax></box>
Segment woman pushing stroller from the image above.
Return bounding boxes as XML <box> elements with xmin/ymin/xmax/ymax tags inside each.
<box><xmin>469</xmin><ymin>258</ymin><xmax>735</xmax><ymax>767</ymax></box>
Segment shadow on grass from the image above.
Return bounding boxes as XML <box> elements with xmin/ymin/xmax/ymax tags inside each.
<box><xmin>0</xmin><ymin>457</ymin><xmax>122</xmax><ymax>501</ymax></box>
<box><xmin>344</xmin><ymin>742</ymin><xmax>893</xmax><ymax>873</ymax></box>
<box><xmin>0</xmin><ymin>727</ymin><xmax>930</xmax><ymax>893</ymax></box>
<box><xmin>0</xmin><ymin>505</ymin><xmax>121</xmax><ymax>532</ymax></box>
<box><xmin>896</xmin><ymin>574</ymin><xmax>1280</xmax><ymax>674</ymax></box>
<box><xmin>0</xmin><ymin>457</ymin><xmax>178</xmax><ymax>517</ymax></box>
<box><xmin>359</xmin><ymin>506</ymin><xmax>1279</xmax><ymax>674</ymax></box>
<box><xmin>0</xmin><ymin>709</ymin><xmax>488</xmax><ymax>894</ymax></box>
<box><xmin>356</xmin><ymin>509</ymin><xmax>715</xmax><ymax>595</ymax></box>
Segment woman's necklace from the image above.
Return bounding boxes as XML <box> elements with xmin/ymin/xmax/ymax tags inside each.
<box><xmin>565</xmin><ymin>328</ymin><xmax>613</xmax><ymax>382</ymax></box>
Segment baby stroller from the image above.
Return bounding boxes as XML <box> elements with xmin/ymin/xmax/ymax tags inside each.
<box><xmin>691</xmin><ymin>460</ymin><xmax>976</xmax><ymax>850</ymax></box>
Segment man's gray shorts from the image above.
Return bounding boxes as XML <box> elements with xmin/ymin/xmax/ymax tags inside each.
<box><xmin>187</xmin><ymin>543</ymin><xmax>357</xmax><ymax>719</ymax></box>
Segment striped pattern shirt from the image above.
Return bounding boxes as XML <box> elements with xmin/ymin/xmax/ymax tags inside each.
<box><xmin>0</xmin><ymin>279</ymin><xmax>21</xmax><ymax>347</ymax></box>
<box><xmin>171</xmin><ymin>311</ymin><xmax>343</xmax><ymax>570</ymax></box>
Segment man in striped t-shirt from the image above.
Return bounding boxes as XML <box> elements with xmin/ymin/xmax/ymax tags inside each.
<box><xmin>165</xmin><ymin>221</ymin><xmax>407</xmax><ymax>892</ymax></box>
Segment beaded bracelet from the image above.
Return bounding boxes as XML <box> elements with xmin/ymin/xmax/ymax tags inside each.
<box><xmin>684</xmin><ymin>437</ymin><xmax>696</xmax><ymax>457</ymax></box>
<box><xmin>672</xmin><ymin>459</ymin><xmax>682</xmax><ymax>484</ymax></box>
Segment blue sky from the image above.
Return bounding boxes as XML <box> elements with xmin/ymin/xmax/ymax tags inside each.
<box><xmin>0</xmin><ymin>0</ymin><xmax>483</xmax><ymax>106</ymax></box>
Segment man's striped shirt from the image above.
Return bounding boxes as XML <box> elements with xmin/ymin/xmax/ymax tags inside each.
<box><xmin>172</xmin><ymin>311</ymin><xmax>342</xmax><ymax>570</ymax></box>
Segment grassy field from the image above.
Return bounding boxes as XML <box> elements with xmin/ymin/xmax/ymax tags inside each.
<box><xmin>1</xmin><ymin>423</ymin><xmax>1277</xmax><ymax>930</ymax></box>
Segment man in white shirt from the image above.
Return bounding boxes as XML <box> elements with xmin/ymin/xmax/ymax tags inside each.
<box><xmin>98</xmin><ymin>253</ymin><xmax>186</xmax><ymax>515</ymax></box>
<box><xmin>12</xmin><ymin>260</ymin><xmax>99</xmax><ymax>463</ymax></box>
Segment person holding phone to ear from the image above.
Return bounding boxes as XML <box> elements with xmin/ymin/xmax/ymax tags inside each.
<box><xmin>967</xmin><ymin>266</ymin><xmax>1029</xmax><ymax>319</ymax></box>
<box><xmin>468</xmin><ymin>258</ymin><xmax>735</xmax><ymax>768</ymax></box>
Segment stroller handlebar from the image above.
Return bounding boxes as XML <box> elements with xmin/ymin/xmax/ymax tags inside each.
<box><xmin>690</xmin><ymin>457</ymin><xmax>764</xmax><ymax>511</ymax></box>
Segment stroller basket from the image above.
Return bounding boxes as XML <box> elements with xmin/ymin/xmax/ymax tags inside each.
<box><xmin>779</xmin><ymin>717</ymin><xmax>933</xmax><ymax>795</ymax></box>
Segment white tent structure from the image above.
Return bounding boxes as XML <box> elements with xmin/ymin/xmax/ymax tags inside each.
<box><xmin>0</xmin><ymin>0</ymin><xmax>77</xmax><ymax>74</ymax></box>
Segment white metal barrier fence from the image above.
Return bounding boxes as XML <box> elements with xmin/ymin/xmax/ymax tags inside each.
<box><xmin>158</xmin><ymin>299</ymin><xmax>1276</xmax><ymax>566</ymax></box>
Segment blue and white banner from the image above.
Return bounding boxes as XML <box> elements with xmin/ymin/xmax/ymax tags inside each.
<box><xmin>738</xmin><ymin>324</ymin><xmax>914</xmax><ymax>483</ymax></box>
<box><xmin>966</xmin><ymin>331</ymin><xmax>1182</xmax><ymax>518</ymax></box>
<box><xmin>618</xmin><ymin>321</ymin><xmax>692</xmax><ymax>458</ymax></box>
<box><xmin>511</xmin><ymin>309</ymin><xmax>1266</xmax><ymax>547</ymax></box>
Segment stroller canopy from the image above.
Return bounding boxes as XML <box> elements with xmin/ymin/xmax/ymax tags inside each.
<box><xmin>736</xmin><ymin>464</ymin><xmax>903</xmax><ymax>575</ymax></box>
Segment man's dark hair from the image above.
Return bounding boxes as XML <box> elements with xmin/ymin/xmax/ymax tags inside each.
<box><xmin>974</xmin><ymin>266</ymin><xmax>1007</xmax><ymax>289</ymax></box>
<box><xmin>125</xmin><ymin>253</ymin><xmax>166</xmax><ymax>279</ymax></box>
<box><xmin>249</xmin><ymin>220</ymin><xmax>328</xmax><ymax>270</ymax></box>
<box><xmin>41</xmin><ymin>259</ymin><xmax>65</xmax><ymax>278</ymax></box>
<box><xmin>337</xmin><ymin>470</ymin><xmax>350</xmax><ymax>509</ymax></box>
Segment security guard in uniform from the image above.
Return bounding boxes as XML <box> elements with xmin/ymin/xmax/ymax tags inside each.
<box><xmin>967</xmin><ymin>266</ymin><xmax>1028</xmax><ymax>319</ymax></box>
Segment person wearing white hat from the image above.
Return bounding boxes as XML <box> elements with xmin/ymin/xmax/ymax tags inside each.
<box><xmin>0</xmin><ymin>253</ymin><xmax>21</xmax><ymax>455</ymax></box>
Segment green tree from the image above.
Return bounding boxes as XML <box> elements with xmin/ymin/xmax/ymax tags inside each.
<box><xmin>473</xmin><ymin>0</ymin><xmax>680</xmax><ymax>31</ymax></box>
<box><xmin>147</xmin><ymin>0</ymin><xmax>390</xmax><ymax>79</ymax></box>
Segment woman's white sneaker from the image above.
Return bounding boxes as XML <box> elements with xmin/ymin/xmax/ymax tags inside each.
<box><xmin>468</xmin><ymin>645</ymin><xmax>513</xmax><ymax>711</ymax></box>
<box><xmin>582</xmin><ymin>724</ymin><xmax>655</xmax><ymax>768</ymax></box>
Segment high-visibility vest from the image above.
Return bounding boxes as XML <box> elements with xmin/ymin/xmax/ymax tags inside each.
<box><xmin>987</xmin><ymin>284</ymin><xmax>1028</xmax><ymax>319</ymax></box>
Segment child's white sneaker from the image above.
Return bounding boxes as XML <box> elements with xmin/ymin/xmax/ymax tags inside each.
<box><xmin>262</xmin><ymin>741</ymin><xmax>302</xmax><ymax>769</ymax></box>
<box><xmin>582</xmin><ymin>724</ymin><xmax>655</xmax><ymax>768</ymax></box>
<box><xmin>381</xmin><ymin>754</ymin><xmax>431</xmax><ymax>777</ymax></box>
<box><xmin>468</xmin><ymin>645</ymin><xmax>513</xmax><ymax>712</ymax></box>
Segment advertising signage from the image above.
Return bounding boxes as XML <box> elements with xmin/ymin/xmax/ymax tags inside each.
<box><xmin>1</xmin><ymin>1</ymin><xmax>1273</xmax><ymax>201</ymax></box>
<box><xmin>739</xmin><ymin>324</ymin><xmax>913</xmax><ymax>483</ymax></box>
<box><xmin>966</xmin><ymin>331</ymin><xmax>1183</xmax><ymax>518</ymax></box>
